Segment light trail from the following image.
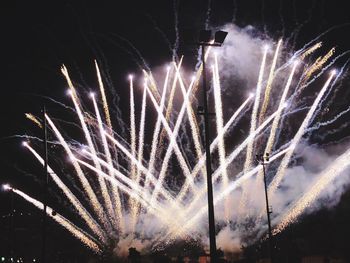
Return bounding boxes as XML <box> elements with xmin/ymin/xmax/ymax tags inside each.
<box><xmin>174</xmin><ymin>62</ymin><xmax>203</xmax><ymax>174</ymax></box>
<box><xmin>75</xmin><ymin>157</ymin><xmax>182</xmax><ymax>229</ymax></box>
<box><xmin>212</xmin><ymin>54</ymin><xmax>229</xmax><ymax>219</ymax></box>
<box><xmin>300</xmin><ymin>42</ymin><xmax>322</xmax><ymax>60</ymax></box>
<box><xmin>269</xmin><ymin>70</ymin><xmax>337</xmax><ymax>197</ymax></box>
<box><xmin>103</xmin><ymin>132</ymin><xmax>177</xmax><ymax>204</ymax></box>
<box><xmin>163</xmin><ymin>147</ymin><xmax>290</xmax><ymax>242</ymax></box>
<box><xmin>184</xmin><ymin>109</ymin><xmax>282</xmax><ymax>219</ymax></box>
<box><xmin>274</xmin><ymin>146</ymin><xmax>350</xmax><ymax>235</ymax></box>
<box><xmin>91</xmin><ymin>93</ymin><xmax>123</xmax><ymax>232</ymax></box>
<box><xmin>150</xmin><ymin>76</ymin><xmax>197</xmax><ymax>204</ymax></box>
<box><xmin>159</xmin><ymin>58</ymin><xmax>183</xmax><ymax>149</ymax></box>
<box><xmin>11</xmin><ymin>187</ymin><xmax>102</xmax><ymax>253</ymax></box>
<box><xmin>130</xmin><ymin>82</ymin><xmax>147</xmax><ymax>232</ymax></box>
<box><xmin>263</xmin><ymin>61</ymin><xmax>299</xmax><ymax>160</ymax></box>
<box><xmin>144</xmin><ymin>66</ymin><xmax>171</xmax><ymax>191</ymax></box>
<box><xmin>213</xmin><ymin>54</ymin><xmax>228</xmax><ymax>186</ymax></box>
<box><xmin>259</xmin><ymin>39</ymin><xmax>282</xmax><ymax>125</ymax></box>
<box><xmin>45</xmin><ymin>113</ymin><xmax>111</xmax><ymax>232</ymax></box>
<box><xmin>25</xmin><ymin>113</ymin><xmax>42</xmax><ymax>128</ymax></box>
<box><xmin>212</xmin><ymin>109</ymin><xmax>281</xmax><ymax>181</ymax></box>
<box><xmin>24</xmin><ymin>142</ymin><xmax>108</xmax><ymax>244</ymax></box>
<box><xmin>191</xmin><ymin>43</ymin><xmax>213</xmax><ymax>95</ymax></box>
<box><xmin>135</xmin><ymin>83</ymin><xmax>147</xmax><ymax>185</ymax></box>
<box><xmin>129</xmin><ymin>74</ymin><xmax>138</xmax><ymax>232</ymax></box>
<box><xmin>142</xmin><ymin>70</ymin><xmax>161</xmax><ymax>103</ymax></box>
<box><xmin>94</xmin><ymin>60</ymin><xmax>113</xmax><ymax>130</ymax></box>
<box><xmin>243</xmin><ymin>46</ymin><xmax>268</xmax><ymax>173</ymax></box>
<box><xmin>17</xmin><ymin>39</ymin><xmax>348</xmax><ymax>254</ymax></box>
<box><xmin>250</xmin><ymin>60</ymin><xmax>298</xmax><ymax>219</ymax></box>
<box><xmin>129</xmin><ymin>75</ymin><xmax>137</xmax><ymax>182</ymax></box>
<box><xmin>61</xmin><ymin>66</ymin><xmax>117</xmax><ymax>233</ymax></box>
<box><xmin>145</xmin><ymin>81</ymin><xmax>196</xmax><ymax>193</ymax></box>
<box><xmin>300</xmin><ymin>48</ymin><xmax>336</xmax><ymax>90</ymax></box>
<box><xmin>176</xmin><ymin>95</ymin><xmax>253</xmax><ymax>201</ymax></box>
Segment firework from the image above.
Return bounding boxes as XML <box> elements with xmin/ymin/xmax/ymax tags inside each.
<box><xmin>16</xmin><ymin>33</ymin><xmax>348</xmax><ymax>257</ymax></box>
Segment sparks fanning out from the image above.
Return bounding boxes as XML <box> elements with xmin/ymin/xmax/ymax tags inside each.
<box><xmin>9</xmin><ymin>27</ymin><xmax>350</xmax><ymax>256</ymax></box>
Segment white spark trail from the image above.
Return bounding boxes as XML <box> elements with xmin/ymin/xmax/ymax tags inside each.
<box><xmin>12</xmin><ymin>187</ymin><xmax>101</xmax><ymax>253</ymax></box>
<box><xmin>75</xmin><ymin>157</ymin><xmax>181</xmax><ymax>229</ymax></box>
<box><xmin>94</xmin><ymin>60</ymin><xmax>113</xmax><ymax>130</ymax></box>
<box><xmin>136</xmin><ymin>84</ymin><xmax>147</xmax><ymax>185</ymax></box>
<box><xmin>129</xmin><ymin>75</ymin><xmax>137</xmax><ymax>181</ymax></box>
<box><xmin>174</xmin><ymin>63</ymin><xmax>203</xmax><ymax>167</ymax></box>
<box><xmin>177</xmin><ymin>95</ymin><xmax>253</xmax><ymax>201</ymax></box>
<box><xmin>45</xmin><ymin>113</ymin><xmax>111</xmax><ymax>232</ymax></box>
<box><xmin>91</xmin><ymin>93</ymin><xmax>123</xmax><ymax>232</ymax></box>
<box><xmin>259</xmin><ymin>39</ymin><xmax>283</xmax><ymax>124</ymax></box>
<box><xmin>269</xmin><ymin>71</ymin><xmax>336</xmax><ymax>197</ymax></box>
<box><xmin>239</xmin><ymin>46</ymin><xmax>268</xmax><ymax>216</ymax></box>
<box><xmin>61</xmin><ymin>66</ymin><xmax>117</xmax><ymax>233</ymax></box>
<box><xmin>130</xmin><ymin>82</ymin><xmax>147</xmax><ymax>232</ymax></box>
<box><xmin>145</xmin><ymin>83</ymin><xmax>197</xmax><ymax>197</ymax></box>
<box><xmin>24</xmin><ymin>143</ymin><xmax>107</xmax><ymax>244</ymax></box>
<box><xmin>264</xmin><ymin>61</ymin><xmax>299</xmax><ymax>156</ymax></box>
<box><xmin>183</xmin><ymin>109</ymin><xmax>282</xmax><ymax>221</ymax></box>
<box><xmin>274</xmin><ymin>146</ymin><xmax>350</xmax><ymax>235</ymax></box>
<box><xmin>160</xmin><ymin>58</ymin><xmax>183</xmax><ymax>148</ymax></box>
<box><xmin>103</xmin><ymin>132</ymin><xmax>176</xmax><ymax>203</ymax></box>
<box><xmin>163</xmin><ymin>148</ymin><xmax>290</xmax><ymax>241</ymax></box>
<box><xmin>144</xmin><ymin>66</ymin><xmax>171</xmax><ymax>190</ymax></box>
<box><xmin>244</xmin><ymin>46</ymin><xmax>268</xmax><ymax>173</ymax></box>
<box><xmin>212</xmin><ymin>54</ymin><xmax>229</xmax><ymax>219</ymax></box>
<box><xmin>251</xmin><ymin>61</ymin><xmax>298</xmax><ymax>219</ymax></box>
<box><xmin>150</xmin><ymin>76</ymin><xmax>196</xmax><ymax>204</ymax></box>
<box><xmin>128</xmin><ymin>74</ymin><xmax>138</xmax><ymax>232</ymax></box>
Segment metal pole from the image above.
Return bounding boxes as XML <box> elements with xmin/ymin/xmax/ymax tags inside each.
<box><xmin>42</xmin><ymin>106</ymin><xmax>48</xmax><ymax>263</ymax></box>
<box><xmin>9</xmin><ymin>189</ymin><xmax>14</xmax><ymax>262</ymax></box>
<box><xmin>262</xmin><ymin>159</ymin><xmax>274</xmax><ymax>263</ymax></box>
<box><xmin>201</xmin><ymin>44</ymin><xmax>217</xmax><ymax>262</ymax></box>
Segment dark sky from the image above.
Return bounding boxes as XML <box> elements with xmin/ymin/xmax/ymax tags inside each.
<box><xmin>1</xmin><ymin>0</ymin><xmax>350</xmax><ymax>260</ymax></box>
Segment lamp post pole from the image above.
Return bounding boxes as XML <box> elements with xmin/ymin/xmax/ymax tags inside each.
<box><xmin>9</xmin><ymin>188</ymin><xmax>15</xmax><ymax>262</ymax></box>
<box><xmin>192</xmin><ymin>30</ymin><xmax>227</xmax><ymax>263</ymax></box>
<box><xmin>201</xmin><ymin>44</ymin><xmax>217</xmax><ymax>262</ymax></box>
<box><xmin>258</xmin><ymin>153</ymin><xmax>274</xmax><ymax>263</ymax></box>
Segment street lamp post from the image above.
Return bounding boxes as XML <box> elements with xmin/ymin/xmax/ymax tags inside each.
<box><xmin>2</xmin><ymin>184</ymin><xmax>14</xmax><ymax>262</ymax></box>
<box><xmin>197</xmin><ymin>29</ymin><xmax>228</xmax><ymax>263</ymax></box>
<box><xmin>256</xmin><ymin>153</ymin><xmax>274</xmax><ymax>263</ymax></box>
<box><xmin>10</xmin><ymin>188</ymin><xmax>14</xmax><ymax>262</ymax></box>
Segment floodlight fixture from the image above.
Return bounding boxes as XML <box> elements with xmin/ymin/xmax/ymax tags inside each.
<box><xmin>214</xmin><ymin>30</ymin><xmax>228</xmax><ymax>45</ymax></box>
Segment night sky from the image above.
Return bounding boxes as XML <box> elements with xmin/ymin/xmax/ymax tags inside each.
<box><xmin>1</xmin><ymin>0</ymin><xmax>350</xmax><ymax>261</ymax></box>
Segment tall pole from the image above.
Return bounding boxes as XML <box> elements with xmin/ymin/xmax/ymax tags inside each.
<box><xmin>9</xmin><ymin>189</ymin><xmax>14</xmax><ymax>261</ymax></box>
<box><xmin>42</xmin><ymin>106</ymin><xmax>49</xmax><ymax>263</ymax></box>
<box><xmin>261</xmin><ymin>156</ymin><xmax>274</xmax><ymax>263</ymax></box>
<box><xmin>201</xmin><ymin>44</ymin><xmax>217</xmax><ymax>262</ymax></box>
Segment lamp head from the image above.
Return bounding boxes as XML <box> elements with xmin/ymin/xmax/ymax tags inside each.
<box><xmin>214</xmin><ymin>31</ymin><xmax>228</xmax><ymax>45</ymax></box>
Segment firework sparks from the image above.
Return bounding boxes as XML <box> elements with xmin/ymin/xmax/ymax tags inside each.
<box><xmin>17</xmin><ymin>32</ymin><xmax>349</xmax><ymax>257</ymax></box>
<box><xmin>10</xmin><ymin>186</ymin><xmax>101</xmax><ymax>252</ymax></box>
<box><xmin>25</xmin><ymin>113</ymin><xmax>42</xmax><ymax>128</ymax></box>
<box><xmin>274</xmin><ymin>146</ymin><xmax>350</xmax><ymax>234</ymax></box>
<box><xmin>268</xmin><ymin>70</ymin><xmax>337</xmax><ymax>197</ymax></box>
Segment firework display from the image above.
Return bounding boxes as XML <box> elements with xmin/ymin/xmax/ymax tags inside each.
<box><xmin>10</xmin><ymin>27</ymin><xmax>350</xmax><ymax>257</ymax></box>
